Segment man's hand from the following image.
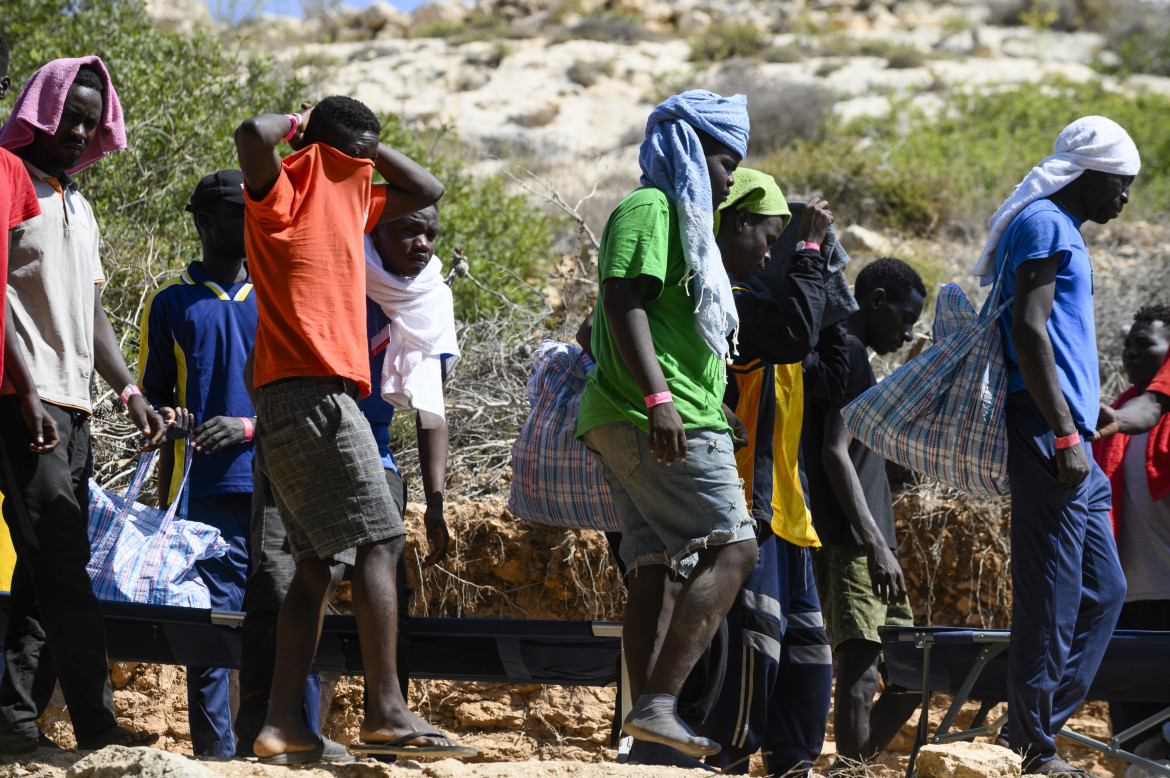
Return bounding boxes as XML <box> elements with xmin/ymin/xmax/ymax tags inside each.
<box><xmin>193</xmin><ymin>415</ymin><xmax>251</xmax><ymax>454</ymax></box>
<box><xmin>865</xmin><ymin>541</ymin><xmax>908</xmax><ymax>605</ymax></box>
<box><xmin>723</xmin><ymin>402</ymin><xmax>749</xmax><ymax>450</ymax></box>
<box><xmin>17</xmin><ymin>391</ymin><xmax>58</xmax><ymax>454</ymax></box>
<box><xmin>287</xmin><ymin>102</ymin><xmax>313</xmax><ymax>151</ymax></box>
<box><xmin>647</xmin><ymin>402</ymin><xmax>687</xmax><ymax>465</ymax></box>
<box><xmin>422</xmin><ymin>502</ymin><xmax>450</xmax><ymax>567</ymax></box>
<box><xmin>1090</xmin><ymin>404</ymin><xmax>1119</xmax><ymax>442</ymax></box>
<box><xmin>159</xmin><ymin>407</ymin><xmax>194</xmax><ymax>442</ymax></box>
<box><xmin>798</xmin><ymin>196</ymin><xmax>834</xmax><ymax>249</ymax></box>
<box><xmin>129</xmin><ymin>395</ymin><xmax>166</xmax><ymax>451</ymax></box>
<box><xmin>1055</xmin><ymin>441</ymin><xmax>1091</xmax><ymax>486</ymax></box>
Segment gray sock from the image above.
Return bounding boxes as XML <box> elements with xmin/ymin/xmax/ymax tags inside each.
<box><xmin>622</xmin><ymin>693</ymin><xmax>720</xmax><ymax>759</ymax></box>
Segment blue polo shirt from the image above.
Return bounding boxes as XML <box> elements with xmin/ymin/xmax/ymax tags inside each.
<box><xmin>359</xmin><ymin>300</ymin><xmax>399</xmax><ymax>473</ymax></box>
<box><xmin>995</xmin><ymin>198</ymin><xmax>1099</xmax><ymax>437</ymax></box>
<box><xmin>139</xmin><ymin>262</ymin><xmax>257</xmax><ymax>500</ymax></box>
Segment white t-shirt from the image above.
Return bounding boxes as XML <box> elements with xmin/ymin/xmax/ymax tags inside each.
<box><xmin>1117</xmin><ymin>432</ymin><xmax>1170</xmax><ymax>602</ymax></box>
<box><xmin>3</xmin><ymin>161</ymin><xmax>104</xmax><ymax>412</ymax></box>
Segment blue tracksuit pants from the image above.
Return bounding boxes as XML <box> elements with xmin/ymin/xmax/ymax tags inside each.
<box><xmin>706</xmin><ymin>530</ymin><xmax>833</xmax><ymax>776</ymax></box>
<box><xmin>187</xmin><ymin>493</ymin><xmax>251</xmax><ymax>757</ymax></box>
<box><xmin>1005</xmin><ymin>392</ymin><xmax>1126</xmax><ymax>768</ymax></box>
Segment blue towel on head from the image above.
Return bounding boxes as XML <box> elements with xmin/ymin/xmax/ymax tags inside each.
<box><xmin>639</xmin><ymin>89</ymin><xmax>750</xmax><ymax>364</ymax></box>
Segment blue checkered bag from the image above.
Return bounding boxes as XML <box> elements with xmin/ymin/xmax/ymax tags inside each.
<box><xmin>840</xmin><ymin>268</ymin><xmax>1012</xmax><ymax>496</ymax></box>
<box><xmin>508</xmin><ymin>340</ymin><xmax>619</xmax><ymax>532</ymax></box>
<box><xmin>87</xmin><ymin>441</ymin><xmax>228</xmax><ymax>607</ymax></box>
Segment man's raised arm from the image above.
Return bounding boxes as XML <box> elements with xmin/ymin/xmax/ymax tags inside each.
<box><xmin>375</xmin><ymin>144</ymin><xmax>444</xmax><ymax>224</ymax></box>
<box><xmin>234</xmin><ymin>112</ymin><xmax>296</xmax><ymax>202</ymax></box>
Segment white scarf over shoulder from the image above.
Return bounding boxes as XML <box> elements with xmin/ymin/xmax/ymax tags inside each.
<box><xmin>973</xmin><ymin>115</ymin><xmax>1140</xmax><ymax>286</ymax></box>
<box><xmin>364</xmin><ymin>235</ymin><xmax>461</xmax><ymax>428</ymax></box>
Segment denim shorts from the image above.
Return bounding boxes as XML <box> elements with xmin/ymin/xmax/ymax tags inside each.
<box><xmin>582</xmin><ymin>420</ymin><xmax>755</xmax><ymax>573</ymax></box>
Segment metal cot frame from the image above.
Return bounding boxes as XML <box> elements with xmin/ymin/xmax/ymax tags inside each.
<box><xmin>880</xmin><ymin>626</ymin><xmax>1170</xmax><ymax>778</ymax></box>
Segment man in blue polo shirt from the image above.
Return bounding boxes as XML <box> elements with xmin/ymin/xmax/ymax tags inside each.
<box><xmin>138</xmin><ymin>170</ymin><xmax>257</xmax><ymax>757</ymax></box>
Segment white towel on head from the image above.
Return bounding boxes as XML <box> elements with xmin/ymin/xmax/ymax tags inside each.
<box><xmin>364</xmin><ymin>235</ymin><xmax>461</xmax><ymax>429</ymax></box>
<box><xmin>973</xmin><ymin>115</ymin><xmax>1141</xmax><ymax>286</ymax></box>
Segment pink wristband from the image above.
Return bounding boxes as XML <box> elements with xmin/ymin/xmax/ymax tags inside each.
<box><xmin>240</xmin><ymin>417</ymin><xmax>254</xmax><ymax>443</ymax></box>
<box><xmin>1054</xmin><ymin>431</ymin><xmax>1081</xmax><ymax>450</ymax></box>
<box><xmin>281</xmin><ymin>113</ymin><xmax>300</xmax><ymax>143</ymax></box>
<box><xmin>801</xmin><ymin>241</ymin><xmax>821</xmax><ymax>253</ymax></box>
<box><xmin>645</xmin><ymin>391</ymin><xmax>673</xmax><ymax>408</ymax></box>
<box><xmin>120</xmin><ymin>384</ymin><xmax>143</xmax><ymax>405</ymax></box>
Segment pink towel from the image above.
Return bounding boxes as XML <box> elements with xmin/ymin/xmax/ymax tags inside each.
<box><xmin>0</xmin><ymin>56</ymin><xmax>125</xmax><ymax>174</ymax></box>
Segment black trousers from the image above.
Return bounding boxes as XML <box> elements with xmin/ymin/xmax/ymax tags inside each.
<box><xmin>0</xmin><ymin>397</ymin><xmax>117</xmax><ymax>740</ymax></box>
<box><xmin>1110</xmin><ymin>599</ymin><xmax>1170</xmax><ymax>749</ymax></box>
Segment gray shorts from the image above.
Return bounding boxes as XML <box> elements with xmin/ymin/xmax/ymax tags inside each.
<box><xmin>582</xmin><ymin>420</ymin><xmax>755</xmax><ymax>573</ymax></box>
<box><xmin>255</xmin><ymin>378</ymin><xmax>406</xmax><ymax>565</ymax></box>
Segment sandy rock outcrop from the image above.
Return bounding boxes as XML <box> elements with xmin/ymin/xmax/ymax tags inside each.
<box><xmin>66</xmin><ymin>745</ymin><xmax>219</xmax><ymax>778</ymax></box>
<box><xmin>144</xmin><ymin>0</ymin><xmax>214</xmax><ymax>34</ymax></box>
<box><xmin>917</xmin><ymin>742</ymin><xmax>1023</xmax><ymax>778</ymax></box>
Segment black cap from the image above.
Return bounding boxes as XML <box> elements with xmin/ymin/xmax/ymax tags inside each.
<box><xmin>186</xmin><ymin>169</ymin><xmax>245</xmax><ymax>212</ymax></box>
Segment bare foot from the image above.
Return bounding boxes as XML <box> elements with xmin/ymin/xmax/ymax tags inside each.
<box><xmin>360</xmin><ymin>709</ymin><xmax>461</xmax><ymax>748</ymax></box>
<box><xmin>252</xmin><ymin>723</ymin><xmax>321</xmax><ymax>758</ymax></box>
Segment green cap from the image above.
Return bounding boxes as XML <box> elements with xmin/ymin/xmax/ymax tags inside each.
<box><xmin>714</xmin><ymin>167</ymin><xmax>790</xmax><ymax>233</ymax></box>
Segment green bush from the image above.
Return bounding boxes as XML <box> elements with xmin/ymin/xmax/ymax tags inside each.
<box><xmin>1101</xmin><ymin>30</ymin><xmax>1170</xmax><ymax>77</ymax></box>
<box><xmin>409</xmin><ymin>20</ymin><xmax>467</xmax><ymax>39</ymax></box>
<box><xmin>762</xmin><ymin>83</ymin><xmax>1170</xmax><ymax>237</ymax></box>
<box><xmin>857</xmin><ymin>40</ymin><xmax>930</xmax><ymax>68</ymax></box>
<box><xmin>690</xmin><ymin>24</ymin><xmax>764</xmax><ymax>62</ymax></box>
<box><xmin>707</xmin><ymin>64</ymin><xmax>835</xmax><ymax>156</ymax></box>
<box><xmin>370</xmin><ymin>119</ymin><xmax>559</xmax><ymax>321</ymax></box>
<box><xmin>2</xmin><ymin>0</ymin><xmax>559</xmax><ymax>333</ymax></box>
<box><xmin>558</xmin><ymin>11</ymin><xmax>657</xmax><ymax>44</ymax></box>
<box><xmin>567</xmin><ymin>59</ymin><xmax>615</xmax><ymax>88</ymax></box>
<box><xmin>3</xmin><ymin>0</ymin><xmax>305</xmax><ymax>348</ymax></box>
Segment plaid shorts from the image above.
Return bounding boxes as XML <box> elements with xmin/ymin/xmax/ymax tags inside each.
<box><xmin>255</xmin><ymin>378</ymin><xmax>405</xmax><ymax>565</ymax></box>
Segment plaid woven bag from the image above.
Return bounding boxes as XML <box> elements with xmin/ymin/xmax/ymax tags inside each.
<box><xmin>87</xmin><ymin>441</ymin><xmax>228</xmax><ymax>607</ymax></box>
<box><xmin>508</xmin><ymin>340</ymin><xmax>619</xmax><ymax>532</ymax></box>
<box><xmin>840</xmin><ymin>268</ymin><xmax>1012</xmax><ymax>496</ymax></box>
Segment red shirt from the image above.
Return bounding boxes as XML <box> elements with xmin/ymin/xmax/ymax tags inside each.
<box><xmin>0</xmin><ymin>150</ymin><xmax>42</xmax><ymax>378</ymax></box>
<box><xmin>245</xmin><ymin>143</ymin><xmax>386</xmax><ymax>396</ymax></box>
<box><xmin>1093</xmin><ymin>357</ymin><xmax>1170</xmax><ymax>536</ymax></box>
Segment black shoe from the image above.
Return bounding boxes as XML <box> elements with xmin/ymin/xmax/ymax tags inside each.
<box><xmin>0</xmin><ymin>730</ymin><xmax>38</xmax><ymax>759</ymax></box>
<box><xmin>1024</xmin><ymin>756</ymin><xmax>1098</xmax><ymax>777</ymax></box>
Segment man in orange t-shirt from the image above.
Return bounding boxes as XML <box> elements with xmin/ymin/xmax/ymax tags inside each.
<box><xmin>235</xmin><ymin>96</ymin><xmax>471</xmax><ymax>764</ymax></box>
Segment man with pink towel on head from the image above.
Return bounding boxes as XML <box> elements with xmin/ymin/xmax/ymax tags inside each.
<box><xmin>0</xmin><ymin>55</ymin><xmax>165</xmax><ymax>756</ymax></box>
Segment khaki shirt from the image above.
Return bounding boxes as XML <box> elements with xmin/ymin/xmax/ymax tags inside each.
<box><xmin>4</xmin><ymin>161</ymin><xmax>104</xmax><ymax>412</ymax></box>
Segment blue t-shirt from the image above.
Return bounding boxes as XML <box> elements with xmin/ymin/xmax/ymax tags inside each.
<box><xmin>995</xmin><ymin>198</ymin><xmax>1099</xmax><ymax>436</ymax></box>
<box><xmin>358</xmin><ymin>300</ymin><xmax>399</xmax><ymax>473</ymax></box>
<box><xmin>139</xmin><ymin>262</ymin><xmax>257</xmax><ymax>499</ymax></box>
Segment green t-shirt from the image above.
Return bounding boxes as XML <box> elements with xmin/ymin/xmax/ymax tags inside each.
<box><xmin>577</xmin><ymin>187</ymin><xmax>729</xmax><ymax>437</ymax></box>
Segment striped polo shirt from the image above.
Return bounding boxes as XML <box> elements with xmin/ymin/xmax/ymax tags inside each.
<box><xmin>138</xmin><ymin>261</ymin><xmax>257</xmax><ymax>500</ymax></box>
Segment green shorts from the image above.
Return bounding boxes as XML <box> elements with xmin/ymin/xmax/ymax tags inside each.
<box><xmin>810</xmin><ymin>543</ymin><xmax>914</xmax><ymax>649</ymax></box>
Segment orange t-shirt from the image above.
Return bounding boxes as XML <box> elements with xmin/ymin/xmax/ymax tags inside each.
<box><xmin>245</xmin><ymin>143</ymin><xmax>387</xmax><ymax>397</ymax></box>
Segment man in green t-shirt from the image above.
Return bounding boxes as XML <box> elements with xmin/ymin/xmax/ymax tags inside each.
<box><xmin>577</xmin><ymin>90</ymin><xmax>758</xmax><ymax>759</ymax></box>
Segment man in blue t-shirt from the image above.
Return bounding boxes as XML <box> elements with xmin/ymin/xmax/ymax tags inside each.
<box><xmin>980</xmin><ymin>117</ymin><xmax>1139</xmax><ymax>777</ymax></box>
<box><xmin>138</xmin><ymin>170</ymin><xmax>261</xmax><ymax>757</ymax></box>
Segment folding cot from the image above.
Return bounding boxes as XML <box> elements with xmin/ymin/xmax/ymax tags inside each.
<box><xmin>880</xmin><ymin>625</ymin><xmax>1170</xmax><ymax>778</ymax></box>
<box><xmin>0</xmin><ymin>592</ymin><xmax>623</xmax><ymax>686</ymax></box>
